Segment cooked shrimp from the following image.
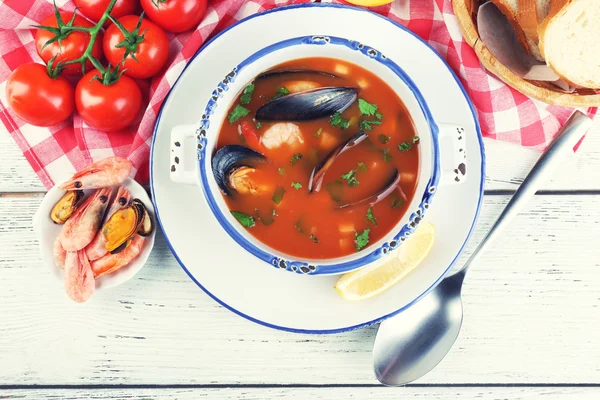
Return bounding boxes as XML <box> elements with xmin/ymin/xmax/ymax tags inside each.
<box><xmin>228</xmin><ymin>167</ymin><xmax>274</xmax><ymax>195</ymax></box>
<box><xmin>64</xmin><ymin>251</ymin><xmax>95</xmax><ymax>303</ymax></box>
<box><xmin>260</xmin><ymin>122</ymin><xmax>304</xmax><ymax>150</ymax></box>
<box><xmin>91</xmin><ymin>235</ymin><xmax>145</xmax><ymax>279</ymax></box>
<box><xmin>85</xmin><ymin>186</ymin><xmax>132</xmax><ymax>261</ymax></box>
<box><xmin>53</xmin><ymin>236</ymin><xmax>66</xmax><ymax>269</ymax></box>
<box><xmin>60</xmin><ymin>156</ymin><xmax>132</xmax><ymax>190</ymax></box>
<box><xmin>286</xmin><ymin>80</ymin><xmax>319</xmax><ymax>92</ymax></box>
<box><xmin>60</xmin><ymin>188</ymin><xmax>112</xmax><ymax>252</ymax></box>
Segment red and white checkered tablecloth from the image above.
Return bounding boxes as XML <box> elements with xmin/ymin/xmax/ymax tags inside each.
<box><xmin>0</xmin><ymin>0</ymin><xmax>596</xmax><ymax>190</ymax></box>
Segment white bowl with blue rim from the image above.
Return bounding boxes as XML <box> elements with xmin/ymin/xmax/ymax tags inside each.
<box><xmin>168</xmin><ymin>35</ymin><xmax>467</xmax><ymax>276</ymax></box>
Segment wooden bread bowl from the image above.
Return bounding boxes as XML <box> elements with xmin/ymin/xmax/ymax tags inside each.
<box><xmin>452</xmin><ymin>0</ymin><xmax>600</xmax><ymax>107</ymax></box>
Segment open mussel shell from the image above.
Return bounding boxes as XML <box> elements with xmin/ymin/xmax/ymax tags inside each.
<box><xmin>338</xmin><ymin>169</ymin><xmax>401</xmax><ymax>210</ymax></box>
<box><xmin>134</xmin><ymin>198</ymin><xmax>154</xmax><ymax>237</ymax></box>
<box><xmin>255</xmin><ymin>87</ymin><xmax>358</xmax><ymax>121</ymax></box>
<box><xmin>50</xmin><ymin>190</ymin><xmax>84</xmax><ymax>224</ymax></box>
<box><xmin>102</xmin><ymin>203</ymin><xmax>144</xmax><ymax>253</ymax></box>
<box><xmin>308</xmin><ymin>131</ymin><xmax>368</xmax><ymax>193</ymax></box>
<box><xmin>256</xmin><ymin>69</ymin><xmax>339</xmax><ymax>80</ymax></box>
<box><xmin>212</xmin><ymin>145</ymin><xmax>266</xmax><ymax>196</ymax></box>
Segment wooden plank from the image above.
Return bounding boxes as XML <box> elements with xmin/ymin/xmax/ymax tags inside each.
<box><xmin>1</xmin><ymin>122</ymin><xmax>600</xmax><ymax>193</ymax></box>
<box><xmin>0</xmin><ymin>387</ymin><xmax>597</xmax><ymax>400</ymax></box>
<box><xmin>1</xmin><ymin>194</ymin><xmax>599</xmax><ymax>385</ymax></box>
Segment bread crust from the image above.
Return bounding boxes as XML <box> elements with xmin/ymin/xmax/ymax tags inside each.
<box><xmin>518</xmin><ymin>0</ymin><xmax>540</xmax><ymax>41</ymax></box>
<box><xmin>490</xmin><ymin>0</ymin><xmax>532</xmax><ymax>54</ymax></box>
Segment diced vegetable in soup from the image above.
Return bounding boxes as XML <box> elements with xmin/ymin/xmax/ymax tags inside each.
<box><xmin>213</xmin><ymin>57</ymin><xmax>419</xmax><ymax>259</ymax></box>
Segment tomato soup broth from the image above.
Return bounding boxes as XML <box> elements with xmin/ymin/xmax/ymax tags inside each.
<box><xmin>213</xmin><ymin>57</ymin><xmax>419</xmax><ymax>259</ymax></box>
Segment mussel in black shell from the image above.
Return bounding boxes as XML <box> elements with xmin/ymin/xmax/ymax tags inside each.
<box><xmin>51</xmin><ymin>190</ymin><xmax>84</xmax><ymax>224</ymax></box>
<box><xmin>255</xmin><ymin>87</ymin><xmax>358</xmax><ymax>121</ymax></box>
<box><xmin>212</xmin><ymin>145</ymin><xmax>266</xmax><ymax>196</ymax></box>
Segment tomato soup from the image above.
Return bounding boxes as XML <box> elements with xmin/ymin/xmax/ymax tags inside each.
<box><xmin>212</xmin><ymin>57</ymin><xmax>419</xmax><ymax>259</ymax></box>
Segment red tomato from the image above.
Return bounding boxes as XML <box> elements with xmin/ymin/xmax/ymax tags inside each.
<box><xmin>75</xmin><ymin>70</ymin><xmax>142</xmax><ymax>131</ymax></box>
<box><xmin>5</xmin><ymin>63</ymin><xmax>74</xmax><ymax>127</ymax></box>
<box><xmin>103</xmin><ymin>15</ymin><xmax>169</xmax><ymax>79</ymax></box>
<box><xmin>74</xmin><ymin>0</ymin><xmax>139</xmax><ymax>23</ymax></box>
<box><xmin>140</xmin><ymin>0</ymin><xmax>207</xmax><ymax>33</ymax></box>
<box><xmin>35</xmin><ymin>12</ymin><xmax>103</xmax><ymax>76</ymax></box>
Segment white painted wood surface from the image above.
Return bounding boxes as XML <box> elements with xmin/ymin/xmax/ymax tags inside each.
<box><xmin>2</xmin><ymin>120</ymin><xmax>600</xmax><ymax>398</ymax></box>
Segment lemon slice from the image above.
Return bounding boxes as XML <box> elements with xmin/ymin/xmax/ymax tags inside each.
<box><xmin>343</xmin><ymin>0</ymin><xmax>395</xmax><ymax>7</ymax></box>
<box><xmin>334</xmin><ymin>222</ymin><xmax>436</xmax><ymax>301</ymax></box>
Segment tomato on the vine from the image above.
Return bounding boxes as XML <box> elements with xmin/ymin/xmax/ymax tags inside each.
<box><xmin>76</xmin><ymin>70</ymin><xmax>142</xmax><ymax>131</ymax></box>
<box><xmin>5</xmin><ymin>63</ymin><xmax>75</xmax><ymax>127</ymax></box>
<box><xmin>140</xmin><ymin>0</ymin><xmax>207</xmax><ymax>33</ymax></box>
<box><xmin>35</xmin><ymin>12</ymin><xmax>103</xmax><ymax>76</ymax></box>
<box><xmin>103</xmin><ymin>15</ymin><xmax>169</xmax><ymax>79</ymax></box>
<box><xmin>74</xmin><ymin>0</ymin><xmax>139</xmax><ymax>23</ymax></box>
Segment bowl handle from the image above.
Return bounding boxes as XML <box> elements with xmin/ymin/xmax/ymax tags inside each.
<box><xmin>437</xmin><ymin>123</ymin><xmax>467</xmax><ymax>186</ymax></box>
<box><xmin>170</xmin><ymin>124</ymin><xmax>199</xmax><ymax>185</ymax></box>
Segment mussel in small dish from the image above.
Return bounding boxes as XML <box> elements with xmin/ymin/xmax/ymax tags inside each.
<box><xmin>50</xmin><ymin>190</ymin><xmax>84</xmax><ymax>224</ymax></box>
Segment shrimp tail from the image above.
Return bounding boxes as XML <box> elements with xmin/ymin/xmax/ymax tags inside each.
<box><xmin>64</xmin><ymin>251</ymin><xmax>95</xmax><ymax>303</ymax></box>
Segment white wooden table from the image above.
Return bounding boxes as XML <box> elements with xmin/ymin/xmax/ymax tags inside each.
<box><xmin>1</xmin><ymin>120</ymin><xmax>600</xmax><ymax>400</ymax></box>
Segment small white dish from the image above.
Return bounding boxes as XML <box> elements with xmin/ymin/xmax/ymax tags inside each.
<box><xmin>33</xmin><ymin>177</ymin><xmax>156</xmax><ymax>292</ymax></box>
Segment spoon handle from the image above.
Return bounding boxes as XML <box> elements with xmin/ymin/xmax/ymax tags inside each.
<box><xmin>458</xmin><ymin>110</ymin><xmax>592</xmax><ymax>275</ymax></box>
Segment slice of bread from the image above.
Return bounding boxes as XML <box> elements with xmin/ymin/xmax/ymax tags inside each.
<box><xmin>539</xmin><ymin>0</ymin><xmax>600</xmax><ymax>88</ymax></box>
<box><xmin>516</xmin><ymin>0</ymin><xmax>552</xmax><ymax>60</ymax></box>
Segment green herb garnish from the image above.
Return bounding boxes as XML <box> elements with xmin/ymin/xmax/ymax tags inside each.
<box><xmin>341</xmin><ymin>169</ymin><xmax>359</xmax><ymax>187</ymax></box>
<box><xmin>413</xmin><ymin>136</ymin><xmax>420</xmax><ymax>143</ymax></box>
<box><xmin>290</xmin><ymin>153</ymin><xmax>303</xmax><ymax>166</ymax></box>
<box><xmin>392</xmin><ymin>197</ymin><xmax>404</xmax><ymax>209</ymax></box>
<box><xmin>256</xmin><ymin>122</ymin><xmax>262</xmax><ymax>129</ymax></box>
<box><xmin>295</xmin><ymin>219</ymin><xmax>305</xmax><ymax>234</ymax></box>
<box><xmin>357</xmin><ymin>161</ymin><xmax>368</xmax><ymax>173</ymax></box>
<box><xmin>382</xmin><ymin>149</ymin><xmax>392</xmax><ymax>163</ymax></box>
<box><xmin>314</xmin><ymin>127</ymin><xmax>323</xmax><ymax>138</ymax></box>
<box><xmin>278</xmin><ymin>167</ymin><xmax>286</xmax><ymax>175</ymax></box>
<box><xmin>291</xmin><ymin>182</ymin><xmax>302</xmax><ymax>190</ymax></box>
<box><xmin>358</xmin><ymin>98</ymin><xmax>378</xmax><ymax>116</ymax></box>
<box><xmin>378</xmin><ymin>134</ymin><xmax>391</xmax><ymax>144</ymax></box>
<box><xmin>359</xmin><ymin>119</ymin><xmax>382</xmax><ymax>131</ymax></box>
<box><xmin>239</xmin><ymin>84</ymin><xmax>255</xmax><ymax>105</ymax></box>
<box><xmin>231</xmin><ymin>211</ymin><xmax>255</xmax><ymax>228</ymax></box>
<box><xmin>310</xmin><ymin>234</ymin><xmax>319</xmax><ymax>243</ymax></box>
<box><xmin>366</xmin><ymin>206</ymin><xmax>377</xmax><ymax>225</ymax></box>
<box><xmin>272</xmin><ymin>186</ymin><xmax>286</xmax><ymax>205</ymax></box>
<box><xmin>355</xmin><ymin>229</ymin><xmax>370</xmax><ymax>251</ymax></box>
<box><xmin>254</xmin><ymin>208</ymin><xmax>275</xmax><ymax>226</ymax></box>
<box><xmin>398</xmin><ymin>142</ymin><xmax>412</xmax><ymax>151</ymax></box>
<box><xmin>330</xmin><ymin>112</ymin><xmax>350</xmax><ymax>129</ymax></box>
<box><xmin>375</xmin><ymin>112</ymin><xmax>383</xmax><ymax>120</ymax></box>
<box><xmin>272</xmin><ymin>86</ymin><xmax>290</xmax><ymax>99</ymax></box>
<box><xmin>228</xmin><ymin>105</ymin><xmax>250</xmax><ymax>124</ymax></box>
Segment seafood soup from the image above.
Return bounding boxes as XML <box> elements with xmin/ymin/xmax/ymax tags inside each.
<box><xmin>212</xmin><ymin>57</ymin><xmax>420</xmax><ymax>259</ymax></box>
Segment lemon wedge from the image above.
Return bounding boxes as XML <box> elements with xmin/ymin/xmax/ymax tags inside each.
<box><xmin>343</xmin><ymin>0</ymin><xmax>395</xmax><ymax>7</ymax></box>
<box><xmin>334</xmin><ymin>222</ymin><xmax>436</xmax><ymax>301</ymax></box>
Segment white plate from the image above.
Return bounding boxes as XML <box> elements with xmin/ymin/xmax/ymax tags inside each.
<box><xmin>150</xmin><ymin>3</ymin><xmax>485</xmax><ymax>333</ymax></box>
<box><xmin>33</xmin><ymin>178</ymin><xmax>156</xmax><ymax>293</ymax></box>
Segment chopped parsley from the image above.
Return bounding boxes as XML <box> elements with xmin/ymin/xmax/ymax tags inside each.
<box><xmin>272</xmin><ymin>86</ymin><xmax>290</xmax><ymax>99</ymax></box>
<box><xmin>357</xmin><ymin>161</ymin><xmax>368</xmax><ymax>173</ymax></box>
<box><xmin>341</xmin><ymin>169</ymin><xmax>359</xmax><ymax>187</ymax></box>
<box><xmin>239</xmin><ymin>84</ymin><xmax>255</xmax><ymax>105</ymax></box>
<box><xmin>358</xmin><ymin>98</ymin><xmax>378</xmax><ymax>116</ymax></box>
<box><xmin>290</xmin><ymin>153</ymin><xmax>303</xmax><ymax>166</ymax></box>
<box><xmin>398</xmin><ymin>142</ymin><xmax>412</xmax><ymax>151</ymax></box>
<box><xmin>314</xmin><ymin>127</ymin><xmax>323</xmax><ymax>138</ymax></box>
<box><xmin>392</xmin><ymin>197</ymin><xmax>404</xmax><ymax>209</ymax></box>
<box><xmin>254</xmin><ymin>208</ymin><xmax>275</xmax><ymax>226</ymax></box>
<box><xmin>382</xmin><ymin>149</ymin><xmax>392</xmax><ymax>163</ymax></box>
<box><xmin>376</xmin><ymin>112</ymin><xmax>383</xmax><ymax>120</ymax></box>
<box><xmin>355</xmin><ymin>229</ymin><xmax>370</xmax><ymax>251</ymax></box>
<box><xmin>378</xmin><ymin>134</ymin><xmax>391</xmax><ymax>144</ymax></box>
<box><xmin>255</xmin><ymin>122</ymin><xmax>262</xmax><ymax>129</ymax></box>
<box><xmin>359</xmin><ymin>119</ymin><xmax>382</xmax><ymax>131</ymax></box>
<box><xmin>291</xmin><ymin>182</ymin><xmax>302</xmax><ymax>190</ymax></box>
<box><xmin>228</xmin><ymin>105</ymin><xmax>250</xmax><ymax>124</ymax></box>
<box><xmin>231</xmin><ymin>211</ymin><xmax>255</xmax><ymax>228</ymax></box>
<box><xmin>330</xmin><ymin>112</ymin><xmax>350</xmax><ymax>129</ymax></box>
<box><xmin>278</xmin><ymin>167</ymin><xmax>286</xmax><ymax>175</ymax></box>
<box><xmin>310</xmin><ymin>234</ymin><xmax>319</xmax><ymax>243</ymax></box>
<box><xmin>366</xmin><ymin>206</ymin><xmax>377</xmax><ymax>225</ymax></box>
<box><xmin>272</xmin><ymin>186</ymin><xmax>286</xmax><ymax>205</ymax></box>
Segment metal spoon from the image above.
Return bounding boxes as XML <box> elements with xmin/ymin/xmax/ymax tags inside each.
<box><xmin>373</xmin><ymin>110</ymin><xmax>592</xmax><ymax>386</ymax></box>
